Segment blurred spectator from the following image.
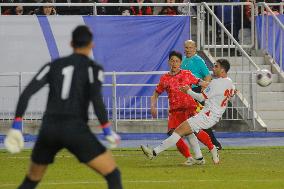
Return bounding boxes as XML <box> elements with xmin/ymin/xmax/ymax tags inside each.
<box><xmin>178</xmin><ymin>0</ymin><xmax>193</xmax><ymax>16</ymax></box>
<box><xmin>245</xmin><ymin>0</ymin><xmax>282</xmax><ymax>16</ymax></box>
<box><xmin>105</xmin><ymin>0</ymin><xmax>120</xmax><ymax>15</ymax></box>
<box><xmin>22</xmin><ymin>0</ymin><xmax>54</xmax><ymax>15</ymax></box>
<box><xmin>129</xmin><ymin>0</ymin><xmax>153</xmax><ymax>15</ymax></box>
<box><xmin>119</xmin><ymin>6</ymin><xmax>132</xmax><ymax>15</ymax></box>
<box><xmin>11</xmin><ymin>5</ymin><xmax>25</xmax><ymax>15</ymax></box>
<box><xmin>55</xmin><ymin>0</ymin><xmax>94</xmax><ymax>15</ymax></box>
<box><xmin>1</xmin><ymin>0</ymin><xmax>26</xmax><ymax>15</ymax></box>
<box><xmin>1</xmin><ymin>0</ymin><xmax>14</xmax><ymax>15</ymax></box>
<box><xmin>34</xmin><ymin>0</ymin><xmax>57</xmax><ymax>15</ymax></box>
<box><xmin>158</xmin><ymin>0</ymin><xmax>180</xmax><ymax>15</ymax></box>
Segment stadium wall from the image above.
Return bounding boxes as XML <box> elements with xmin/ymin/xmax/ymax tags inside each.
<box><xmin>0</xmin><ymin>16</ymin><xmax>190</xmax><ymax>117</ymax></box>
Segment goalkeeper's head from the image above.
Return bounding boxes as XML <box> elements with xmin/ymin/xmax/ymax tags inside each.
<box><xmin>71</xmin><ymin>25</ymin><xmax>93</xmax><ymax>55</ymax></box>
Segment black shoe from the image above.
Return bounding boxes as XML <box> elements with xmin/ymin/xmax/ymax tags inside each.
<box><xmin>216</xmin><ymin>144</ymin><xmax>222</xmax><ymax>151</ymax></box>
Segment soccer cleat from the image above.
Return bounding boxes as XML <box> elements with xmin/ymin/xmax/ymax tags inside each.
<box><xmin>216</xmin><ymin>144</ymin><xmax>222</xmax><ymax>151</ymax></box>
<box><xmin>210</xmin><ymin>146</ymin><xmax>220</xmax><ymax>164</ymax></box>
<box><xmin>184</xmin><ymin>157</ymin><xmax>205</xmax><ymax>166</ymax></box>
<box><xmin>184</xmin><ymin>157</ymin><xmax>195</xmax><ymax>166</ymax></box>
<box><xmin>195</xmin><ymin>157</ymin><xmax>206</xmax><ymax>165</ymax></box>
<box><xmin>140</xmin><ymin>145</ymin><xmax>154</xmax><ymax>160</ymax></box>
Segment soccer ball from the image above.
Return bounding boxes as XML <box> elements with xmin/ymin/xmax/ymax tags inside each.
<box><xmin>256</xmin><ymin>69</ymin><xmax>272</xmax><ymax>87</ymax></box>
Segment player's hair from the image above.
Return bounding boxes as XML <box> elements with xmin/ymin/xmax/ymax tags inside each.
<box><xmin>72</xmin><ymin>25</ymin><xmax>93</xmax><ymax>48</ymax></box>
<box><xmin>169</xmin><ymin>51</ymin><xmax>182</xmax><ymax>61</ymax></box>
<box><xmin>216</xmin><ymin>59</ymin><xmax>230</xmax><ymax>73</ymax></box>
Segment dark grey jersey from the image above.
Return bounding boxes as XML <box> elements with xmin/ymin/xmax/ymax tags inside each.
<box><xmin>15</xmin><ymin>53</ymin><xmax>108</xmax><ymax>124</ymax></box>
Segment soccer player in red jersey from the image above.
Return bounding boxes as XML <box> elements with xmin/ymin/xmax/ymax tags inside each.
<box><xmin>150</xmin><ymin>51</ymin><xmax>215</xmax><ymax>165</ymax></box>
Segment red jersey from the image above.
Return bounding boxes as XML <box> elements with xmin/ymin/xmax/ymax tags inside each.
<box><xmin>155</xmin><ymin>70</ymin><xmax>199</xmax><ymax>111</ymax></box>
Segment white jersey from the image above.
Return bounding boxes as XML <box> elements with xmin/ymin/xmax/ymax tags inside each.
<box><xmin>200</xmin><ymin>77</ymin><xmax>235</xmax><ymax>120</ymax></box>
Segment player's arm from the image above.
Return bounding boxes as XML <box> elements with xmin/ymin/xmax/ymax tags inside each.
<box><xmin>151</xmin><ymin>77</ymin><xmax>165</xmax><ymax>118</ymax></box>
<box><xmin>5</xmin><ymin>64</ymin><xmax>50</xmax><ymax>154</ymax></box>
<box><xmin>151</xmin><ymin>91</ymin><xmax>160</xmax><ymax>118</ymax></box>
<box><xmin>187</xmin><ymin>70</ymin><xmax>209</xmax><ymax>89</ymax></box>
<box><xmin>199</xmin><ymin>58</ymin><xmax>212</xmax><ymax>90</ymax></box>
<box><xmin>88</xmin><ymin>65</ymin><xmax>108</xmax><ymax>125</ymax></box>
<box><xmin>180</xmin><ymin>85</ymin><xmax>206</xmax><ymax>102</ymax></box>
<box><xmin>15</xmin><ymin>64</ymin><xmax>50</xmax><ymax>117</ymax></box>
<box><xmin>89</xmin><ymin>65</ymin><xmax>120</xmax><ymax>148</ymax></box>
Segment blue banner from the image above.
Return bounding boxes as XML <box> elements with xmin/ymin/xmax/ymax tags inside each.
<box><xmin>83</xmin><ymin>16</ymin><xmax>190</xmax><ymax>118</ymax></box>
<box><xmin>256</xmin><ymin>15</ymin><xmax>284</xmax><ymax>71</ymax></box>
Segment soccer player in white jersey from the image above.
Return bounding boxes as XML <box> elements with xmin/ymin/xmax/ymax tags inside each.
<box><xmin>141</xmin><ymin>59</ymin><xmax>235</xmax><ymax>164</ymax></box>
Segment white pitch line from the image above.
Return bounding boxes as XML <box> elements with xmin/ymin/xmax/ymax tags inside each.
<box><xmin>0</xmin><ymin>179</ymin><xmax>283</xmax><ymax>188</ymax></box>
<box><xmin>4</xmin><ymin>154</ymin><xmax>143</xmax><ymax>159</ymax></box>
<box><xmin>3</xmin><ymin>151</ymin><xmax>264</xmax><ymax>159</ymax></box>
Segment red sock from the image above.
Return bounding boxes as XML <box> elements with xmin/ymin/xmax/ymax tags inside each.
<box><xmin>176</xmin><ymin>138</ymin><xmax>191</xmax><ymax>158</ymax></box>
<box><xmin>196</xmin><ymin>130</ymin><xmax>214</xmax><ymax>150</ymax></box>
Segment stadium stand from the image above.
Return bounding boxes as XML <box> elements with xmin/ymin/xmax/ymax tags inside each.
<box><xmin>0</xmin><ymin>1</ymin><xmax>284</xmax><ymax>135</ymax></box>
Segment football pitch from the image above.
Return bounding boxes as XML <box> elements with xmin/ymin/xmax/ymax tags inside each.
<box><xmin>0</xmin><ymin>147</ymin><xmax>284</xmax><ymax>189</ymax></box>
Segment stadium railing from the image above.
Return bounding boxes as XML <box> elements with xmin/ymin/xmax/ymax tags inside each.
<box><xmin>199</xmin><ymin>2</ymin><xmax>263</xmax><ymax>130</ymax></box>
<box><xmin>256</xmin><ymin>2</ymin><xmax>284</xmax><ymax>72</ymax></box>
<box><xmin>0</xmin><ymin>71</ymin><xmax>253</xmax><ymax>130</ymax></box>
<box><xmin>0</xmin><ymin>2</ymin><xmax>264</xmax><ymax>130</ymax></box>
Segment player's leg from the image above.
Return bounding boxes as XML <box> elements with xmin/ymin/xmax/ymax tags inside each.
<box><xmin>86</xmin><ymin>150</ymin><xmax>122</xmax><ymax>189</ymax></box>
<box><xmin>187</xmin><ymin>114</ymin><xmax>220</xmax><ymax>164</ymax></box>
<box><xmin>168</xmin><ymin>112</ymin><xmax>192</xmax><ymax>160</ymax></box>
<box><xmin>184</xmin><ymin>110</ymin><xmax>204</xmax><ymax>164</ymax></box>
<box><xmin>204</xmin><ymin>128</ymin><xmax>222</xmax><ymax>150</ymax></box>
<box><xmin>141</xmin><ymin>120</ymin><xmax>194</xmax><ymax>159</ymax></box>
<box><xmin>18</xmin><ymin>121</ymin><xmax>61</xmax><ymax>189</ymax></box>
<box><xmin>195</xmin><ymin>99</ymin><xmax>222</xmax><ymax>150</ymax></box>
<box><xmin>18</xmin><ymin>162</ymin><xmax>48</xmax><ymax>189</ymax></box>
<box><xmin>195</xmin><ymin>129</ymin><xmax>214</xmax><ymax>151</ymax></box>
<box><xmin>65</xmin><ymin>122</ymin><xmax>122</xmax><ymax>189</ymax></box>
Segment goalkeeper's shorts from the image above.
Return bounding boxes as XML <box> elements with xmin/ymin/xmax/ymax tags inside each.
<box><xmin>31</xmin><ymin>116</ymin><xmax>106</xmax><ymax>164</ymax></box>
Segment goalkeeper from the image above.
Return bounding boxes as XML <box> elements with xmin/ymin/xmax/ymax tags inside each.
<box><xmin>4</xmin><ymin>25</ymin><xmax>122</xmax><ymax>189</ymax></box>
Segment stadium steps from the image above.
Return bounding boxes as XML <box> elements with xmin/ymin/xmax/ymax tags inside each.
<box><xmin>214</xmin><ymin>55</ymin><xmax>284</xmax><ymax>131</ymax></box>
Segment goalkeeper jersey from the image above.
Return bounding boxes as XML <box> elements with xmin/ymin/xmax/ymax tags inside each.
<box><xmin>14</xmin><ymin>53</ymin><xmax>108</xmax><ymax>125</ymax></box>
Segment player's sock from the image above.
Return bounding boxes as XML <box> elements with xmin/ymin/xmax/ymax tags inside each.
<box><xmin>18</xmin><ymin>176</ymin><xmax>39</xmax><ymax>189</ymax></box>
<box><xmin>154</xmin><ymin>132</ymin><xmax>181</xmax><ymax>154</ymax></box>
<box><xmin>187</xmin><ymin>133</ymin><xmax>203</xmax><ymax>159</ymax></box>
<box><xmin>204</xmin><ymin>128</ymin><xmax>222</xmax><ymax>149</ymax></box>
<box><xmin>105</xmin><ymin>168</ymin><xmax>123</xmax><ymax>189</ymax></box>
<box><xmin>195</xmin><ymin>130</ymin><xmax>214</xmax><ymax>151</ymax></box>
<box><xmin>176</xmin><ymin>138</ymin><xmax>191</xmax><ymax>158</ymax></box>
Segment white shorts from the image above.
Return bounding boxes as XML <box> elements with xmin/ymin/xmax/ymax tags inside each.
<box><xmin>186</xmin><ymin>112</ymin><xmax>219</xmax><ymax>133</ymax></box>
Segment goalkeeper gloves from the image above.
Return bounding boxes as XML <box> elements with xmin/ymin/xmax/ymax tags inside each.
<box><xmin>4</xmin><ymin>117</ymin><xmax>24</xmax><ymax>154</ymax></box>
<box><xmin>101</xmin><ymin>122</ymin><xmax>121</xmax><ymax>149</ymax></box>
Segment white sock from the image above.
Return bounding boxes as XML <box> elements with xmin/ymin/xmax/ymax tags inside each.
<box><xmin>154</xmin><ymin>132</ymin><xmax>181</xmax><ymax>155</ymax></box>
<box><xmin>188</xmin><ymin>134</ymin><xmax>203</xmax><ymax>159</ymax></box>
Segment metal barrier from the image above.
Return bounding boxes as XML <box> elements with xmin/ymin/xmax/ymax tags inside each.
<box><xmin>257</xmin><ymin>2</ymin><xmax>284</xmax><ymax>72</ymax></box>
<box><xmin>0</xmin><ymin>71</ymin><xmax>254</xmax><ymax>129</ymax></box>
<box><xmin>263</xmin><ymin>2</ymin><xmax>284</xmax><ymax>14</ymax></box>
<box><xmin>0</xmin><ymin>2</ymin><xmax>265</xmax><ymax>130</ymax></box>
<box><xmin>197</xmin><ymin>2</ymin><xmax>255</xmax><ymax>49</ymax></box>
<box><xmin>198</xmin><ymin>2</ymin><xmax>261</xmax><ymax>129</ymax></box>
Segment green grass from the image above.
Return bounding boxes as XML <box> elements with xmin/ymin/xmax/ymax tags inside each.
<box><xmin>1</xmin><ymin>147</ymin><xmax>284</xmax><ymax>189</ymax></box>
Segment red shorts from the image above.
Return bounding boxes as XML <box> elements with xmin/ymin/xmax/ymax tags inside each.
<box><xmin>168</xmin><ymin>108</ymin><xmax>196</xmax><ymax>130</ymax></box>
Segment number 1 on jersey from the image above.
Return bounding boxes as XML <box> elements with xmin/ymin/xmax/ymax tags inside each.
<box><xmin>61</xmin><ymin>65</ymin><xmax>74</xmax><ymax>100</ymax></box>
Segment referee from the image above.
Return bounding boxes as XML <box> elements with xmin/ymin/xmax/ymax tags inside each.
<box><xmin>181</xmin><ymin>40</ymin><xmax>222</xmax><ymax>150</ymax></box>
<box><xmin>4</xmin><ymin>25</ymin><xmax>123</xmax><ymax>189</ymax></box>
